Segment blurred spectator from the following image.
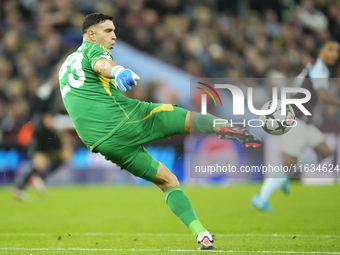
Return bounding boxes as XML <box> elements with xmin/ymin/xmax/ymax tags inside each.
<box><xmin>297</xmin><ymin>0</ymin><xmax>328</xmax><ymax>31</ymax></box>
<box><xmin>326</xmin><ymin>2</ymin><xmax>340</xmax><ymax>43</ymax></box>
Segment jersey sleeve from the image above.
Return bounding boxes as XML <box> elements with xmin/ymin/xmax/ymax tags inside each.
<box><xmin>309</xmin><ymin>59</ymin><xmax>329</xmax><ymax>91</ymax></box>
<box><xmin>86</xmin><ymin>43</ymin><xmax>113</xmax><ymax>70</ymax></box>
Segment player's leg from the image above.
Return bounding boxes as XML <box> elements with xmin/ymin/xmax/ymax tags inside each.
<box><xmin>257</xmin><ymin>130</ymin><xmax>332</xmax><ymax>209</ymax></box>
<box><xmin>13</xmin><ymin>152</ymin><xmax>49</xmax><ymax>200</ymax></box>
<box><xmin>13</xmin><ymin>145</ymin><xmax>71</xmax><ymax>201</ymax></box>
<box><xmin>252</xmin><ymin>152</ymin><xmax>296</xmax><ymax>210</ymax></box>
<box><xmin>301</xmin><ymin>122</ymin><xmax>329</xmax><ymax>169</ymax></box>
<box><xmin>151</xmin><ymin>162</ymin><xmax>179</xmax><ymax>191</ymax></box>
<box><xmin>95</xmin><ymin>105</ymin><xmax>215</xmax><ymax>249</ymax></box>
<box><xmin>93</xmin><ymin>138</ymin><xmax>216</xmax><ymax>250</ymax></box>
<box><xmin>151</xmin><ymin>162</ymin><xmax>216</xmax><ymax>250</ymax></box>
<box><xmin>259</xmin><ymin>153</ymin><xmax>297</xmax><ymax>198</ymax></box>
<box><xmin>281</xmin><ymin>153</ymin><xmax>297</xmax><ymax>194</ymax></box>
<box><xmin>251</xmin><ymin>119</ymin><xmax>307</xmax><ymax>211</ymax></box>
<box><xmin>251</xmin><ymin>155</ymin><xmax>294</xmax><ymax>212</ymax></box>
<box><xmin>14</xmin><ymin>125</ymin><xmax>69</xmax><ymax>200</ymax></box>
<box><xmin>267</xmin><ymin>139</ymin><xmax>332</xmax><ymax>205</ymax></box>
<box><xmin>184</xmin><ymin>111</ymin><xmax>262</xmax><ymax>147</ymax></box>
<box><xmin>282</xmin><ymin>123</ymin><xmax>329</xmax><ymax>186</ymax></box>
<box><xmin>32</xmin><ymin>131</ymin><xmax>73</xmax><ymax>193</ymax></box>
<box><xmin>313</xmin><ymin>141</ymin><xmax>332</xmax><ymax>159</ymax></box>
<box><xmin>123</xmin><ymin>104</ymin><xmax>260</xmax><ymax>147</ymax></box>
<box><xmin>38</xmin><ymin>131</ymin><xmax>74</xmax><ymax>181</ymax></box>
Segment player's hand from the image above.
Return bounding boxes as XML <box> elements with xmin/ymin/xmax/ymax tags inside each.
<box><xmin>111</xmin><ymin>65</ymin><xmax>140</xmax><ymax>92</ymax></box>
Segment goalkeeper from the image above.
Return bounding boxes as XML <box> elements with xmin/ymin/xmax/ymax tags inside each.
<box><xmin>59</xmin><ymin>13</ymin><xmax>261</xmax><ymax>250</ymax></box>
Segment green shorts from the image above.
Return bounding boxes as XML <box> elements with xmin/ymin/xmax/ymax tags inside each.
<box><xmin>93</xmin><ymin>103</ymin><xmax>188</xmax><ymax>181</ymax></box>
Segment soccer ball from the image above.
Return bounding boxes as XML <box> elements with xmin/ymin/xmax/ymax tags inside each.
<box><xmin>259</xmin><ymin>100</ymin><xmax>295</xmax><ymax>135</ymax></box>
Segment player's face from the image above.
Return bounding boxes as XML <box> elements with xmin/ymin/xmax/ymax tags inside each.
<box><xmin>94</xmin><ymin>20</ymin><xmax>117</xmax><ymax>50</ymax></box>
<box><xmin>320</xmin><ymin>41</ymin><xmax>339</xmax><ymax>67</ymax></box>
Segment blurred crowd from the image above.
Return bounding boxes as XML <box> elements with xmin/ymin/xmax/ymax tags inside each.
<box><xmin>1</xmin><ymin>0</ymin><xmax>340</xmax><ymax>149</ymax></box>
<box><xmin>114</xmin><ymin>0</ymin><xmax>340</xmax><ymax>78</ymax></box>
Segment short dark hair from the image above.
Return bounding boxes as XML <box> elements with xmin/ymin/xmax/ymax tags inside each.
<box><xmin>319</xmin><ymin>38</ymin><xmax>339</xmax><ymax>51</ymax></box>
<box><xmin>81</xmin><ymin>13</ymin><xmax>114</xmax><ymax>34</ymax></box>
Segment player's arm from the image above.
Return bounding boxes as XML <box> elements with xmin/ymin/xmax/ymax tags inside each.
<box><xmin>316</xmin><ymin>88</ymin><xmax>340</xmax><ymax>106</ymax></box>
<box><xmin>93</xmin><ymin>58</ymin><xmax>140</xmax><ymax>92</ymax></box>
<box><xmin>310</xmin><ymin>65</ymin><xmax>340</xmax><ymax>106</ymax></box>
<box><xmin>93</xmin><ymin>58</ymin><xmax>117</xmax><ymax>77</ymax></box>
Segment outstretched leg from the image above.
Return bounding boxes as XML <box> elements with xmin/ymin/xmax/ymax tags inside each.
<box><xmin>184</xmin><ymin>112</ymin><xmax>262</xmax><ymax>147</ymax></box>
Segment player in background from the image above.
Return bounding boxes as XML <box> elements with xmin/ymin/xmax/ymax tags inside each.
<box><xmin>59</xmin><ymin>13</ymin><xmax>261</xmax><ymax>250</ymax></box>
<box><xmin>13</xmin><ymin>72</ymin><xmax>73</xmax><ymax>201</ymax></box>
<box><xmin>251</xmin><ymin>39</ymin><xmax>340</xmax><ymax>211</ymax></box>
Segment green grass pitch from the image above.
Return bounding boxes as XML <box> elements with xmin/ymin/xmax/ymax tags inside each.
<box><xmin>0</xmin><ymin>182</ymin><xmax>339</xmax><ymax>254</ymax></box>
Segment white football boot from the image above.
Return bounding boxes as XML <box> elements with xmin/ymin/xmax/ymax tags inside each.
<box><xmin>197</xmin><ymin>231</ymin><xmax>216</xmax><ymax>250</ymax></box>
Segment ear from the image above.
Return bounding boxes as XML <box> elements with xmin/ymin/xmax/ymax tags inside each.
<box><xmin>87</xmin><ymin>29</ymin><xmax>96</xmax><ymax>42</ymax></box>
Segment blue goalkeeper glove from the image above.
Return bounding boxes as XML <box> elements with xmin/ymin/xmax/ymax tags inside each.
<box><xmin>111</xmin><ymin>65</ymin><xmax>140</xmax><ymax>92</ymax></box>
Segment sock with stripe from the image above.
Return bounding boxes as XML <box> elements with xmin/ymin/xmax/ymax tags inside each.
<box><xmin>165</xmin><ymin>186</ymin><xmax>207</xmax><ymax>238</ymax></box>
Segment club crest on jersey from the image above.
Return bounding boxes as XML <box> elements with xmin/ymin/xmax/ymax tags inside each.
<box><xmin>101</xmin><ymin>51</ymin><xmax>111</xmax><ymax>60</ymax></box>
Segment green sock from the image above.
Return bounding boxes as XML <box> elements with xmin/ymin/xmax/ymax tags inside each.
<box><xmin>193</xmin><ymin>113</ymin><xmax>227</xmax><ymax>133</ymax></box>
<box><xmin>165</xmin><ymin>186</ymin><xmax>207</xmax><ymax>237</ymax></box>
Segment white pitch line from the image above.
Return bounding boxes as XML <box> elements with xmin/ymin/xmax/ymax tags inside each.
<box><xmin>0</xmin><ymin>248</ymin><xmax>339</xmax><ymax>254</ymax></box>
<box><xmin>0</xmin><ymin>233</ymin><xmax>339</xmax><ymax>238</ymax></box>
<box><xmin>84</xmin><ymin>233</ymin><xmax>340</xmax><ymax>238</ymax></box>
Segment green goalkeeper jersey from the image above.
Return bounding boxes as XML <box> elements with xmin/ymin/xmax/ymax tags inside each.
<box><xmin>59</xmin><ymin>41</ymin><xmax>140</xmax><ymax>150</ymax></box>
